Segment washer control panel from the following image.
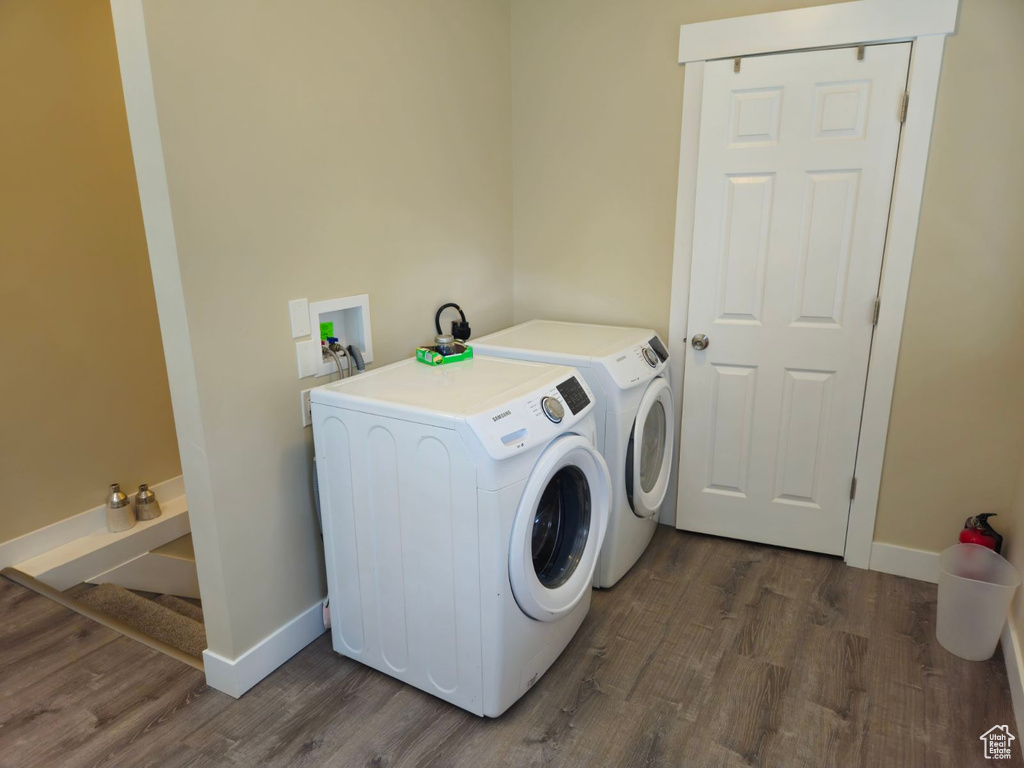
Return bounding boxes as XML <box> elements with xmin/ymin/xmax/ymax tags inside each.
<box><xmin>465</xmin><ymin>372</ymin><xmax>597</xmax><ymax>460</ymax></box>
<box><xmin>641</xmin><ymin>346</ymin><xmax>659</xmax><ymax>368</ymax></box>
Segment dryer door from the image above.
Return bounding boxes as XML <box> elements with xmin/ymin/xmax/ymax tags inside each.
<box><xmin>509</xmin><ymin>434</ymin><xmax>611</xmax><ymax>622</ymax></box>
<box><xmin>625</xmin><ymin>377</ymin><xmax>674</xmax><ymax>519</ymax></box>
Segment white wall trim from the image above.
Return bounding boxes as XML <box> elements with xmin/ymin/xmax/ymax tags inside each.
<box><xmin>0</xmin><ymin>475</ymin><xmax>184</xmax><ymax>570</ymax></box>
<box><xmin>202</xmin><ymin>600</ymin><xmax>326</xmax><ymax>698</ymax></box>
<box><xmin>678</xmin><ymin>0</ymin><xmax>959</xmax><ymax>63</ymax></box>
<box><xmin>1001</xmin><ymin>621</ymin><xmax>1024</xmax><ymax>738</ymax></box>
<box><xmin>843</xmin><ymin>33</ymin><xmax>948</xmax><ymax>568</ymax></box>
<box><xmin>110</xmin><ymin>0</ymin><xmax>233</xmax><ymax>653</ymax></box>
<box><xmin>868</xmin><ymin>542</ymin><xmax>939</xmax><ymax>583</ymax></box>
<box><xmin>668</xmin><ymin>3</ymin><xmax>957</xmax><ymax>568</ymax></box>
<box><xmin>663</xmin><ymin>60</ymin><xmax>703</xmax><ymax>527</ymax></box>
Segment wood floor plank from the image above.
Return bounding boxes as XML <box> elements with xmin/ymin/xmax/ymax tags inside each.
<box><xmin>804</xmin><ymin>627</ymin><xmax>870</xmax><ymax>719</ymax></box>
<box><xmin>0</xmin><ymin>635</ymin><xmax>200</xmax><ymax>768</ymax></box>
<box><xmin>713</xmin><ymin>654</ymin><xmax>792</xmax><ymax>766</ymax></box>
<box><xmin>775</xmin><ymin>631</ymin><xmax>870</xmax><ymax>766</ymax></box>
<box><xmin>0</xmin><ymin>611</ymin><xmax>118</xmax><ymax>700</ymax></box>
<box><xmin>0</xmin><ymin>583</ymin><xmax>120</xmax><ymax>684</ymax></box>
<box><xmin>625</xmin><ymin>546</ymin><xmax>762</xmax><ymax>717</ymax></box>
<box><xmin>1</xmin><ymin>528</ymin><xmax>1021</xmax><ymax>767</ymax></box>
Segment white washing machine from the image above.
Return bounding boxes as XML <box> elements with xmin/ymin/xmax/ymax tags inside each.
<box><xmin>473</xmin><ymin>320</ymin><xmax>674</xmax><ymax>588</ymax></box>
<box><xmin>310</xmin><ymin>356</ymin><xmax>611</xmax><ymax>717</ymax></box>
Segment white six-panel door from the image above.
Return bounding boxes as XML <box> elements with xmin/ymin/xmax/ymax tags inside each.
<box><xmin>676</xmin><ymin>44</ymin><xmax>910</xmax><ymax>555</ymax></box>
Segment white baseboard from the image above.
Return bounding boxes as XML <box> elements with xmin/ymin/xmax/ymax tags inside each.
<box><xmin>203</xmin><ymin>600</ymin><xmax>326</xmax><ymax>698</ymax></box>
<box><xmin>0</xmin><ymin>475</ymin><xmax>185</xmax><ymax>569</ymax></box>
<box><xmin>1002</xmin><ymin>621</ymin><xmax>1024</xmax><ymax>737</ymax></box>
<box><xmin>869</xmin><ymin>542</ymin><xmax>940</xmax><ymax>583</ymax></box>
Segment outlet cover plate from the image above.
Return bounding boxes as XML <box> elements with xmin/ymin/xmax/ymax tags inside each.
<box><xmin>289</xmin><ymin>298</ymin><xmax>311</xmax><ymax>338</ymax></box>
<box><xmin>296</xmin><ymin>340</ymin><xmax>319</xmax><ymax>379</ymax></box>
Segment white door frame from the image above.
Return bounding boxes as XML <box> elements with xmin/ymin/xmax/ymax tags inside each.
<box><xmin>667</xmin><ymin>0</ymin><xmax>960</xmax><ymax>569</ymax></box>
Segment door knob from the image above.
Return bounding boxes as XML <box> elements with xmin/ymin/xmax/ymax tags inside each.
<box><xmin>691</xmin><ymin>333</ymin><xmax>710</xmax><ymax>351</ymax></box>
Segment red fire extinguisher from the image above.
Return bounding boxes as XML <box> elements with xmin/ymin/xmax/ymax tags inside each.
<box><xmin>960</xmin><ymin>513</ymin><xmax>1003</xmax><ymax>554</ymax></box>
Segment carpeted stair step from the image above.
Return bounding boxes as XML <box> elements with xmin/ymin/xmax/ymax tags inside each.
<box><xmin>75</xmin><ymin>583</ymin><xmax>206</xmax><ymax>659</ymax></box>
<box><xmin>154</xmin><ymin>593</ymin><xmax>204</xmax><ymax>624</ymax></box>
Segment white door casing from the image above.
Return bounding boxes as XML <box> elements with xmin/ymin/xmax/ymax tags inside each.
<box><xmin>676</xmin><ymin>44</ymin><xmax>910</xmax><ymax>555</ymax></box>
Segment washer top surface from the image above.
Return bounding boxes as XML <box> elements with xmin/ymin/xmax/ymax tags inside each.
<box><xmin>310</xmin><ymin>355</ymin><xmax>575</xmax><ymax>417</ymax></box>
<box><xmin>473</xmin><ymin>320</ymin><xmax>655</xmax><ymax>360</ymax></box>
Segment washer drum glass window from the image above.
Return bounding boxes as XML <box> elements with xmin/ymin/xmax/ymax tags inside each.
<box><xmin>625</xmin><ymin>377</ymin><xmax>675</xmax><ymax>519</ymax></box>
<box><xmin>509</xmin><ymin>435</ymin><xmax>611</xmax><ymax>622</ymax></box>
<box><xmin>532</xmin><ymin>466</ymin><xmax>591</xmax><ymax>588</ymax></box>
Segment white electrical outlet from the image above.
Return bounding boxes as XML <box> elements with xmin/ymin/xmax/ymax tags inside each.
<box><xmin>300</xmin><ymin>388</ymin><xmax>313</xmax><ymax>427</ymax></box>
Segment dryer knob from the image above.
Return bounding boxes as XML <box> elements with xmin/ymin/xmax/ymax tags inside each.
<box><xmin>642</xmin><ymin>346</ymin><xmax>659</xmax><ymax>368</ymax></box>
<box><xmin>541</xmin><ymin>396</ymin><xmax>564</xmax><ymax>423</ymax></box>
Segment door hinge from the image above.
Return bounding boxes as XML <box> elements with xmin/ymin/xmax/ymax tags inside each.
<box><xmin>899</xmin><ymin>92</ymin><xmax>910</xmax><ymax>124</ymax></box>
<box><xmin>734</xmin><ymin>57</ymin><xmax>741</xmax><ymax>73</ymax></box>
<box><xmin>850</xmin><ymin>477</ymin><xmax>858</xmax><ymax>500</ymax></box>
<box><xmin>872</xmin><ymin>297</ymin><xmax>881</xmax><ymax>326</ymax></box>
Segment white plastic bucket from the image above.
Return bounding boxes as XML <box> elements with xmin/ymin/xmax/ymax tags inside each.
<box><xmin>936</xmin><ymin>543</ymin><xmax>1021</xmax><ymax>661</ymax></box>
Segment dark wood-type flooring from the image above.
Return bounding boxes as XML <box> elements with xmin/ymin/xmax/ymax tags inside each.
<box><xmin>1</xmin><ymin>527</ymin><xmax>1019</xmax><ymax>767</ymax></box>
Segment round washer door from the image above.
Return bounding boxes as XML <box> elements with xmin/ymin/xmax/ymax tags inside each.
<box><xmin>625</xmin><ymin>377</ymin><xmax>674</xmax><ymax>519</ymax></box>
<box><xmin>509</xmin><ymin>434</ymin><xmax>611</xmax><ymax>622</ymax></box>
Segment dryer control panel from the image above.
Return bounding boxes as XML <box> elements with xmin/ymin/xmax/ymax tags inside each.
<box><xmin>600</xmin><ymin>333</ymin><xmax>670</xmax><ymax>390</ymax></box>
<box><xmin>463</xmin><ymin>372</ymin><xmax>597</xmax><ymax>460</ymax></box>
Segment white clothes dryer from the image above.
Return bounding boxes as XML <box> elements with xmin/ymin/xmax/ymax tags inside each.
<box><xmin>311</xmin><ymin>356</ymin><xmax>611</xmax><ymax>717</ymax></box>
<box><xmin>473</xmin><ymin>320</ymin><xmax>674</xmax><ymax>588</ymax></box>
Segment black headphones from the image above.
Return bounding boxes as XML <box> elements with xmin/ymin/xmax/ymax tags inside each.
<box><xmin>435</xmin><ymin>302</ymin><xmax>471</xmax><ymax>342</ymax></box>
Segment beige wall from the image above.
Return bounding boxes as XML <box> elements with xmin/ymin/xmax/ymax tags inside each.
<box><xmin>140</xmin><ymin>0</ymin><xmax>513</xmax><ymax>657</ymax></box>
<box><xmin>511</xmin><ymin>0</ymin><xmax>1024</xmax><ymax>553</ymax></box>
<box><xmin>0</xmin><ymin>0</ymin><xmax>180</xmax><ymax>543</ymax></box>
<box><xmin>511</xmin><ymin>0</ymin><xmax>835</xmax><ymax>339</ymax></box>
<box><xmin>872</xmin><ymin>0</ymin><xmax>1024</xmax><ymax>551</ymax></box>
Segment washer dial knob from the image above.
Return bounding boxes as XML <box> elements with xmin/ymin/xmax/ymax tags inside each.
<box><xmin>541</xmin><ymin>396</ymin><xmax>564</xmax><ymax>423</ymax></box>
<box><xmin>642</xmin><ymin>346</ymin><xmax>659</xmax><ymax>368</ymax></box>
